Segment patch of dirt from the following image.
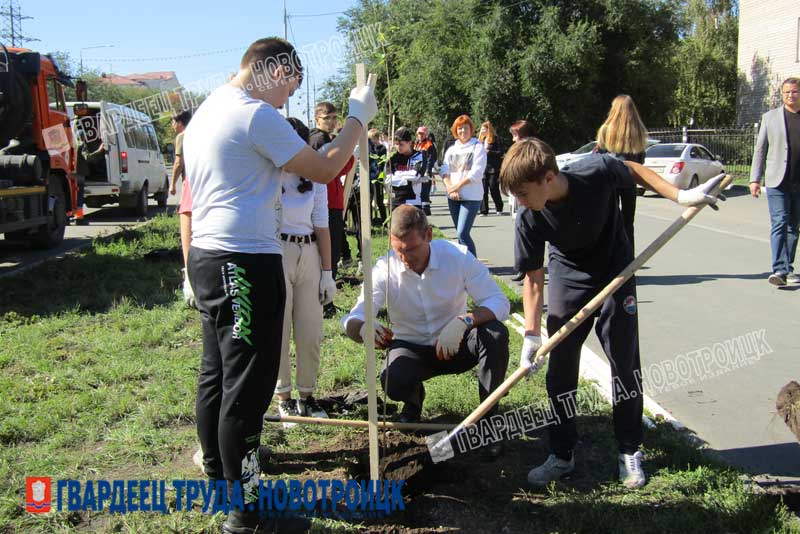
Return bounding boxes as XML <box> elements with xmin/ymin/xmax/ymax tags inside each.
<box><xmin>260</xmin><ymin>422</ymin><xmax>618</xmax><ymax>534</ymax></box>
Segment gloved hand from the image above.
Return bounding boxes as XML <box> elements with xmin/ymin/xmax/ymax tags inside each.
<box><xmin>520</xmin><ymin>334</ymin><xmax>545</xmax><ymax>375</ymax></box>
<box><xmin>677</xmin><ymin>174</ymin><xmax>727</xmax><ymax>210</ymax></box>
<box><xmin>435</xmin><ymin>316</ymin><xmax>468</xmax><ymax>360</ymax></box>
<box><xmin>347</xmin><ymin>73</ymin><xmax>377</xmax><ymax>126</ymax></box>
<box><xmin>182</xmin><ymin>268</ymin><xmax>196</xmax><ymax>309</ymax></box>
<box><xmin>319</xmin><ymin>270</ymin><xmax>337</xmax><ymax>305</ymax></box>
<box><xmin>359</xmin><ymin>321</ymin><xmax>394</xmax><ymax>349</ymax></box>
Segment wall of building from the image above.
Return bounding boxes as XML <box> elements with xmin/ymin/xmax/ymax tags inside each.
<box><xmin>737</xmin><ymin>0</ymin><xmax>800</xmax><ymax>125</ymax></box>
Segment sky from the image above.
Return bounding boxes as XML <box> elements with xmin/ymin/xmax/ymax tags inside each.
<box><xmin>12</xmin><ymin>0</ymin><xmax>360</xmax><ymax>122</ymax></box>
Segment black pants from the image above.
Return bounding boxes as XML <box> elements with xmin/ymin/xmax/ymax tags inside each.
<box><xmin>328</xmin><ymin>208</ymin><xmax>344</xmax><ymax>278</ymax></box>
<box><xmin>619</xmin><ymin>189</ymin><xmax>636</xmax><ymax>250</ymax></box>
<box><xmin>480</xmin><ymin>169</ymin><xmax>503</xmax><ymax>214</ymax></box>
<box><xmin>188</xmin><ymin>247</ymin><xmax>286</xmax><ymax>501</ymax></box>
<box><xmin>371</xmin><ymin>180</ymin><xmax>386</xmax><ymax>224</ymax></box>
<box><xmin>545</xmin><ymin>275</ymin><xmax>643</xmax><ymax>457</ymax></box>
<box><xmin>345</xmin><ymin>194</ymin><xmax>362</xmax><ymax>260</ymax></box>
<box><xmin>420</xmin><ymin>180</ymin><xmax>432</xmax><ymax>205</ymax></box>
<box><xmin>380</xmin><ymin>320</ymin><xmax>509</xmax><ymax>417</ymax></box>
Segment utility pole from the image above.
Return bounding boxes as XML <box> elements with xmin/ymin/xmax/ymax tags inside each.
<box><xmin>283</xmin><ymin>0</ymin><xmax>289</xmax><ymax>118</ymax></box>
<box><xmin>0</xmin><ymin>0</ymin><xmax>39</xmax><ymax>47</ymax></box>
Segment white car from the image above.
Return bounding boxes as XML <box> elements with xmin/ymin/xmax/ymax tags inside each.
<box><xmin>640</xmin><ymin>143</ymin><xmax>725</xmax><ymax>194</ymax></box>
<box><xmin>555</xmin><ymin>141</ymin><xmax>597</xmax><ymax>167</ymax></box>
<box><xmin>556</xmin><ymin>138</ymin><xmax>661</xmax><ymax>168</ymax></box>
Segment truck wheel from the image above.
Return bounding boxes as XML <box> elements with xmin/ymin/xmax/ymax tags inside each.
<box><xmin>135</xmin><ymin>182</ymin><xmax>149</xmax><ymax>217</ymax></box>
<box><xmin>31</xmin><ymin>177</ymin><xmax>67</xmax><ymax>248</ymax></box>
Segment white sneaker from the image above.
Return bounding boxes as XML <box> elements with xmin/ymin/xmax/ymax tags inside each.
<box><xmin>527</xmin><ymin>453</ymin><xmax>575</xmax><ymax>486</ymax></box>
<box><xmin>768</xmin><ymin>272</ymin><xmax>787</xmax><ymax>286</ymax></box>
<box><xmin>618</xmin><ymin>451</ymin><xmax>646</xmax><ymax>489</ymax></box>
<box><xmin>787</xmin><ymin>273</ymin><xmax>800</xmax><ymax>284</ymax></box>
<box><xmin>192</xmin><ymin>448</ymin><xmax>206</xmax><ymax>476</ymax></box>
<box><xmin>278</xmin><ymin>399</ymin><xmax>300</xmax><ymax>429</ymax></box>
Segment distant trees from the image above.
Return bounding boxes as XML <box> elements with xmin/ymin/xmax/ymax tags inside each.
<box><xmin>323</xmin><ymin>0</ymin><xmax>738</xmax><ymax>151</ymax></box>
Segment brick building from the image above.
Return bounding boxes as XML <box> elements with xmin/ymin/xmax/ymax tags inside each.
<box><xmin>736</xmin><ymin>0</ymin><xmax>800</xmax><ymax>125</ymax></box>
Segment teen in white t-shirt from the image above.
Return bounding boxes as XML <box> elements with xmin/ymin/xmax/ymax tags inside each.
<box><xmin>183</xmin><ymin>37</ymin><xmax>376</xmax><ymax>531</ymax></box>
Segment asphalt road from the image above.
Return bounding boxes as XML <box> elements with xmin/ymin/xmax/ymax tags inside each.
<box><xmin>0</xmin><ymin>188</ymin><xmax>181</xmax><ymax>279</ymax></box>
<box><xmin>426</xmin><ymin>185</ymin><xmax>799</xmax><ymax>481</ymax></box>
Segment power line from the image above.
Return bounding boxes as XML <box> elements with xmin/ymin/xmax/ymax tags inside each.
<box><xmin>84</xmin><ymin>46</ymin><xmax>245</xmax><ymax>63</ymax></box>
<box><xmin>289</xmin><ymin>10</ymin><xmax>345</xmax><ymax>19</ymax></box>
<box><xmin>0</xmin><ymin>0</ymin><xmax>38</xmax><ymax>47</ymax></box>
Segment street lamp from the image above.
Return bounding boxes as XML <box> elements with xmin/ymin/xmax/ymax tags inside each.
<box><xmin>79</xmin><ymin>44</ymin><xmax>114</xmax><ymax>77</ymax></box>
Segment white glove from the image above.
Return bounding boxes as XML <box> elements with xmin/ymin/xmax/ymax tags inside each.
<box><xmin>359</xmin><ymin>321</ymin><xmax>393</xmax><ymax>349</ymax></box>
<box><xmin>347</xmin><ymin>73</ymin><xmax>377</xmax><ymax>126</ymax></box>
<box><xmin>319</xmin><ymin>270</ymin><xmax>337</xmax><ymax>305</ymax></box>
<box><xmin>182</xmin><ymin>268</ymin><xmax>196</xmax><ymax>309</ymax></box>
<box><xmin>520</xmin><ymin>335</ymin><xmax>545</xmax><ymax>375</ymax></box>
<box><xmin>435</xmin><ymin>316</ymin><xmax>468</xmax><ymax>360</ymax></box>
<box><xmin>677</xmin><ymin>174</ymin><xmax>726</xmax><ymax>210</ymax></box>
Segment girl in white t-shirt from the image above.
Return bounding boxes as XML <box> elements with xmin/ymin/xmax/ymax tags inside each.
<box><xmin>275</xmin><ymin>118</ymin><xmax>335</xmax><ymax>427</ymax></box>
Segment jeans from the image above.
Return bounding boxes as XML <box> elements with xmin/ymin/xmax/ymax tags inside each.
<box><xmin>447</xmin><ymin>199</ymin><xmax>481</xmax><ymax>257</ymax></box>
<box><xmin>766</xmin><ymin>185</ymin><xmax>800</xmax><ymax>275</ymax></box>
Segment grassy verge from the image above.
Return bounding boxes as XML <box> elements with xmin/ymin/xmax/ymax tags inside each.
<box><xmin>0</xmin><ymin>215</ymin><xmax>797</xmax><ymax>533</ymax></box>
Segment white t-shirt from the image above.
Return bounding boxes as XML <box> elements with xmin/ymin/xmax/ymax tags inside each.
<box><xmin>441</xmin><ymin>138</ymin><xmax>487</xmax><ymax>201</ymax></box>
<box><xmin>183</xmin><ymin>84</ymin><xmax>307</xmax><ymax>254</ymax></box>
<box><xmin>343</xmin><ymin>240</ymin><xmax>510</xmax><ymax>346</ymax></box>
<box><xmin>280</xmin><ymin>172</ymin><xmax>328</xmax><ymax>236</ymax></box>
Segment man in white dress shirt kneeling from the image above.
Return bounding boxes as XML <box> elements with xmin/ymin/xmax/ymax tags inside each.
<box><xmin>342</xmin><ymin>206</ymin><xmax>510</xmax><ymax>455</ymax></box>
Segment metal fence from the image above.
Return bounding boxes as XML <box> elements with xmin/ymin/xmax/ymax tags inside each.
<box><xmin>648</xmin><ymin>126</ymin><xmax>759</xmax><ymax>180</ymax></box>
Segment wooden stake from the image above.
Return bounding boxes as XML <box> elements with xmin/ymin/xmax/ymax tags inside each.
<box><xmin>357</xmin><ymin>64</ymin><xmax>380</xmax><ymax>481</ymax></box>
<box><xmin>432</xmin><ymin>175</ymin><xmax>733</xmax><ymax>453</ymax></box>
<box><xmin>264</xmin><ymin>414</ymin><xmax>456</xmax><ymax>432</ymax></box>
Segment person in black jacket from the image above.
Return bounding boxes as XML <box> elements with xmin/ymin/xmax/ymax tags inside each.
<box><xmin>389</xmin><ymin>127</ymin><xmax>428</xmax><ymax>211</ymax></box>
<box><xmin>478</xmin><ymin>121</ymin><xmax>505</xmax><ymax>215</ymax></box>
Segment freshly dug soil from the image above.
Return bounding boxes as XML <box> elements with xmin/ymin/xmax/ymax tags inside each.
<box><xmin>776</xmin><ymin>381</ymin><xmax>800</xmax><ymax>442</ymax></box>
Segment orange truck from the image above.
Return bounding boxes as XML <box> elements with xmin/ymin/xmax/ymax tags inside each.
<box><xmin>0</xmin><ymin>44</ymin><xmax>78</xmax><ymax>247</ymax></box>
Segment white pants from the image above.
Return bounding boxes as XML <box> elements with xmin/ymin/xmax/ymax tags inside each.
<box><xmin>275</xmin><ymin>240</ymin><xmax>324</xmax><ymax>396</ymax></box>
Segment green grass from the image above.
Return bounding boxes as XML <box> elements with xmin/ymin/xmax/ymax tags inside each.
<box><xmin>0</xmin><ymin>215</ymin><xmax>797</xmax><ymax>533</ymax></box>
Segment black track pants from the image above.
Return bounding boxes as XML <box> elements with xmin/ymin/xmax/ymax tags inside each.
<box><xmin>188</xmin><ymin>247</ymin><xmax>285</xmax><ymax>502</ymax></box>
<box><xmin>545</xmin><ymin>275</ymin><xmax>643</xmax><ymax>457</ymax></box>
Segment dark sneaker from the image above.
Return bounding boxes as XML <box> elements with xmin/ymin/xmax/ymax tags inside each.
<box><xmin>222</xmin><ymin>508</ymin><xmax>272</xmax><ymax>533</ymax></box>
<box><xmin>510</xmin><ymin>272</ymin><xmax>526</xmax><ymax>282</ymax></box>
<box><xmin>768</xmin><ymin>272</ymin><xmax>787</xmax><ymax>286</ymax></box>
<box><xmin>300</xmin><ymin>396</ymin><xmax>328</xmax><ymax>418</ymax></box>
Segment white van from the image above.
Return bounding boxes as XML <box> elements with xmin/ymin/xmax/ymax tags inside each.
<box><xmin>66</xmin><ymin>101</ymin><xmax>169</xmax><ymax>216</ymax></box>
